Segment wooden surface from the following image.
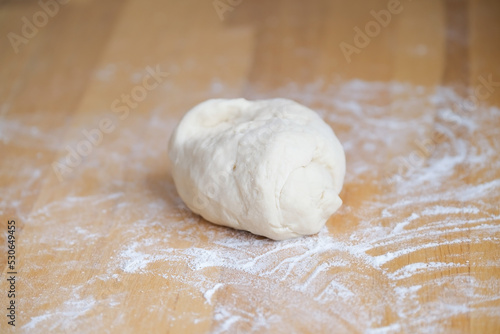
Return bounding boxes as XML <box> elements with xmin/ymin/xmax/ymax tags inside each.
<box><xmin>1</xmin><ymin>0</ymin><xmax>500</xmax><ymax>333</ymax></box>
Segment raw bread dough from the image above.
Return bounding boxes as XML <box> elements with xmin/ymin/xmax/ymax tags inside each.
<box><xmin>168</xmin><ymin>98</ymin><xmax>345</xmax><ymax>240</ymax></box>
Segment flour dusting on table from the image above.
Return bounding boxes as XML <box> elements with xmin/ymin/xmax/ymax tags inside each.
<box><xmin>2</xmin><ymin>80</ymin><xmax>499</xmax><ymax>333</ymax></box>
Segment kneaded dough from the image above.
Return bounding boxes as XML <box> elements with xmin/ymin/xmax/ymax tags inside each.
<box><xmin>168</xmin><ymin>98</ymin><xmax>345</xmax><ymax>240</ymax></box>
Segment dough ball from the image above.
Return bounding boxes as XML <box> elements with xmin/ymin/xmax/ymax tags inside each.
<box><xmin>168</xmin><ymin>98</ymin><xmax>345</xmax><ymax>240</ymax></box>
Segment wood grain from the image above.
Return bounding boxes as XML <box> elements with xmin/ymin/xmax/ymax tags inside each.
<box><xmin>1</xmin><ymin>0</ymin><xmax>499</xmax><ymax>333</ymax></box>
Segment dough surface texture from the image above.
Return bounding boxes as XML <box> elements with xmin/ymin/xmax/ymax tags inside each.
<box><xmin>168</xmin><ymin>98</ymin><xmax>345</xmax><ymax>240</ymax></box>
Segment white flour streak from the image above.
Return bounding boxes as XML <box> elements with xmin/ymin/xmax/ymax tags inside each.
<box><xmin>421</xmin><ymin>205</ymin><xmax>480</xmax><ymax>216</ymax></box>
<box><xmin>22</xmin><ymin>294</ymin><xmax>96</xmax><ymax>332</ymax></box>
<box><xmin>388</xmin><ymin>262</ymin><xmax>467</xmax><ymax>280</ymax></box>
<box><xmin>119</xmin><ymin>239</ymin><xmax>172</xmax><ymax>273</ymax></box>
<box><xmin>297</xmin><ymin>260</ymin><xmax>348</xmax><ymax>292</ymax></box>
<box><xmin>371</xmin><ymin>239</ymin><xmax>471</xmax><ymax>267</ymax></box>
<box><xmin>204</xmin><ymin>283</ymin><xmax>224</xmax><ymax>305</ymax></box>
<box><xmin>314</xmin><ymin>280</ymin><xmax>355</xmax><ymax>302</ymax></box>
<box><xmin>213</xmin><ymin>309</ymin><xmax>242</xmax><ymax>334</ymax></box>
<box><xmin>120</xmin><ymin>242</ymin><xmax>157</xmax><ymax>273</ymax></box>
<box><xmin>366</xmin><ymin>323</ymin><xmax>402</xmax><ymax>334</ymax></box>
<box><xmin>391</xmin><ymin>212</ymin><xmax>420</xmax><ymax>234</ymax></box>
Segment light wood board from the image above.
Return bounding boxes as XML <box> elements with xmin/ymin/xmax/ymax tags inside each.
<box><xmin>1</xmin><ymin>0</ymin><xmax>499</xmax><ymax>333</ymax></box>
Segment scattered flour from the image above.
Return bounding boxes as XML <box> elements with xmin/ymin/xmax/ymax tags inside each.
<box><xmin>3</xmin><ymin>80</ymin><xmax>499</xmax><ymax>333</ymax></box>
<box><xmin>204</xmin><ymin>283</ymin><xmax>224</xmax><ymax>305</ymax></box>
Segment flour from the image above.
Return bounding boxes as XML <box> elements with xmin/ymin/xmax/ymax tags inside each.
<box><xmin>5</xmin><ymin>80</ymin><xmax>499</xmax><ymax>333</ymax></box>
<box><xmin>22</xmin><ymin>293</ymin><xmax>97</xmax><ymax>332</ymax></box>
<box><xmin>421</xmin><ymin>205</ymin><xmax>480</xmax><ymax>216</ymax></box>
<box><xmin>203</xmin><ymin>283</ymin><xmax>223</xmax><ymax>305</ymax></box>
<box><xmin>388</xmin><ymin>262</ymin><xmax>467</xmax><ymax>280</ymax></box>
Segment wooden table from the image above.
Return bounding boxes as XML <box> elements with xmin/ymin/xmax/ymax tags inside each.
<box><xmin>1</xmin><ymin>0</ymin><xmax>499</xmax><ymax>332</ymax></box>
